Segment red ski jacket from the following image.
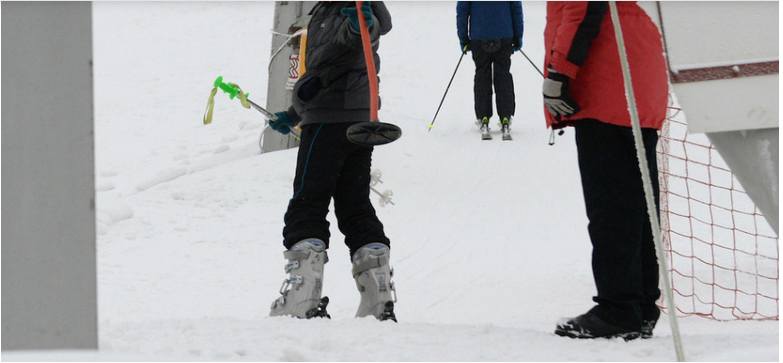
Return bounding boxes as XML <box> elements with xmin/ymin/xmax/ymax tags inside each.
<box><xmin>543</xmin><ymin>2</ymin><xmax>668</xmax><ymax>130</ymax></box>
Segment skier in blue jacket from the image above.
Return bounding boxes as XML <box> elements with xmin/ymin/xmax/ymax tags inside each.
<box><xmin>457</xmin><ymin>1</ymin><xmax>523</xmax><ymax>138</ymax></box>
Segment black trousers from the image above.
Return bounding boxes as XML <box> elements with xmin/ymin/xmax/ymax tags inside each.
<box><xmin>471</xmin><ymin>38</ymin><xmax>515</xmax><ymax>120</ymax></box>
<box><xmin>574</xmin><ymin>119</ymin><xmax>662</xmax><ymax>331</ymax></box>
<box><xmin>282</xmin><ymin>122</ymin><xmax>390</xmax><ymax>258</ymax></box>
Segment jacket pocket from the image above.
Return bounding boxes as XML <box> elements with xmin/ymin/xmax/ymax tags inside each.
<box><xmin>296</xmin><ymin>75</ymin><xmax>323</xmax><ymax>102</ymax></box>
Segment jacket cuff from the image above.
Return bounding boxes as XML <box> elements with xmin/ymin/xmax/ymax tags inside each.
<box><xmin>549</xmin><ymin>52</ymin><xmax>580</xmax><ymax>79</ymax></box>
<box><xmin>286</xmin><ymin>105</ymin><xmax>301</xmax><ymax>124</ymax></box>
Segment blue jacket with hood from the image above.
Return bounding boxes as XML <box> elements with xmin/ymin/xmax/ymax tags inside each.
<box><xmin>456</xmin><ymin>1</ymin><xmax>523</xmax><ymax>42</ymax></box>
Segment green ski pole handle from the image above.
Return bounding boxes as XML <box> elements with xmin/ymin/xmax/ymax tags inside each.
<box><xmin>204</xmin><ymin>76</ymin><xmax>252</xmax><ymax>124</ymax></box>
<box><xmin>204</xmin><ymin>76</ymin><xmax>300</xmax><ymax>140</ymax></box>
<box><xmin>214</xmin><ymin>76</ymin><xmax>250</xmax><ymax>101</ymax></box>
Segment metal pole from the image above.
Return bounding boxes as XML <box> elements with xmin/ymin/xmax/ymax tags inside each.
<box><xmin>428</xmin><ymin>50</ymin><xmax>467</xmax><ymax>131</ymax></box>
<box><xmin>520</xmin><ymin>49</ymin><xmax>544</xmax><ymax>77</ymax></box>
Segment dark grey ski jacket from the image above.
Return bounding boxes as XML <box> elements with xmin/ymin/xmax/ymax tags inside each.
<box><xmin>286</xmin><ymin>1</ymin><xmax>392</xmax><ymax>126</ymax></box>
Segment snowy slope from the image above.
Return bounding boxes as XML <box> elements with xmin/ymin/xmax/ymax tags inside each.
<box><xmin>5</xmin><ymin>2</ymin><xmax>777</xmax><ymax>361</ymax></box>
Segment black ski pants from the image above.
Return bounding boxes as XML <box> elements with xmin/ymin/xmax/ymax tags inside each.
<box><xmin>471</xmin><ymin>38</ymin><xmax>515</xmax><ymax>121</ymax></box>
<box><xmin>282</xmin><ymin>122</ymin><xmax>390</xmax><ymax>258</ymax></box>
<box><xmin>574</xmin><ymin>119</ymin><xmax>662</xmax><ymax>331</ymax></box>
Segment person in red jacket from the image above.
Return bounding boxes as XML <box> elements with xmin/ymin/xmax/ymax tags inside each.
<box><xmin>542</xmin><ymin>2</ymin><xmax>668</xmax><ymax>340</ymax></box>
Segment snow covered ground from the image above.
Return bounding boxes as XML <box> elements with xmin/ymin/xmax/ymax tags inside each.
<box><xmin>4</xmin><ymin>2</ymin><xmax>777</xmax><ymax>361</ymax></box>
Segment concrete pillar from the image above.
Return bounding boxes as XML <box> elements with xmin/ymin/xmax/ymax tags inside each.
<box><xmin>1</xmin><ymin>1</ymin><xmax>97</xmax><ymax>350</ymax></box>
<box><xmin>261</xmin><ymin>1</ymin><xmax>317</xmax><ymax>153</ymax></box>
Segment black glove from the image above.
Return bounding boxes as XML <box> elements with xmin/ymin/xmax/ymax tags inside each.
<box><xmin>269</xmin><ymin>111</ymin><xmax>295</xmax><ymax>135</ymax></box>
<box><xmin>460</xmin><ymin>39</ymin><xmax>471</xmax><ymax>54</ymax></box>
<box><xmin>512</xmin><ymin>37</ymin><xmax>522</xmax><ymax>52</ymax></box>
<box><xmin>543</xmin><ymin>68</ymin><xmax>580</xmax><ymax>121</ymax></box>
<box><xmin>340</xmin><ymin>3</ymin><xmax>373</xmax><ymax>31</ymax></box>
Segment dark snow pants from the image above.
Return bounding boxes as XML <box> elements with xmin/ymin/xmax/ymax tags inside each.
<box><xmin>574</xmin><ymin>119</ymin><xmax>662</xmax><ymax>331</ymax></box>
<box><xmin>282</xmin><ymin>122</ymin><xmax>390</xmax><ymax>258</ymax></box>
<box><xmin>471</xmin><ymin>38</ymin><xmax>515</xmax><ymax>121</ymax></box>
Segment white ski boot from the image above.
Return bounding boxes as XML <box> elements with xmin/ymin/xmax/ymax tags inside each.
<box><xmin>352</xmin><ymin>243</ymin><xmax>397</xmax><ymax>321</ymax></box>
<box><xmin>270</xmin><ymin>239</ymin><xmax>330</xmax><ymax>318</ymax></box>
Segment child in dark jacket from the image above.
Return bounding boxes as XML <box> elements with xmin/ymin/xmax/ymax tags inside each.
<box><xmin>268</xmin><ymin>1</ymin><xmax>396</xmax><ymax>322</ymax></box>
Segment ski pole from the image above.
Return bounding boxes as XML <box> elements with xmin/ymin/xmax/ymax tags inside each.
<box><xmin>345</xmin><ymin>1</ymin><xmax>402</xmax><ymax>146</ymax></box>
<box><xmin>428</xmin><ymin>48</ymin><xmax>467</xmax><ymax>131</ymax></box>
<box><xmin>520</xmin><ymin>49</ymin><xmax>544</xmax><ymax>77</ymax></box>
<box><xmin>356</xmin><ymin>1</ymin><xmax>379</xmax><ymax>122</ymax></box>
<box><xmin>213</xmin><ymin>76</ymin><xmax>249</xmax><ymax>102</ymax></box>
<box><xmin>204</xmin><ymin>76</ymin><xmax>300</xmax><ymax>139</ymax></box>
<box><xmin>204</xmin><ymin>76</ymin><xmax>251</xmax><ymax>125</ymax></box>
<box><xmin>517</xmin><ymin>50</ymin><xmax>565</xmax><ymax>144</ymax></box>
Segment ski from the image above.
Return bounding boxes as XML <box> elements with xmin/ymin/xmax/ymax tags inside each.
<box><xmin>480</xmin><ymin>124</ymin><xmax>492</xmax><ymax>140</ymax></box>
<box><xmin>501</xmin><ymin>124</ymin><xmax>512</xmax><ymax>141</ymax></box>
<box><xmin>476</xmin><ymin>119</ymin><xmax>513</xmax><ymax>141</ymax></box>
